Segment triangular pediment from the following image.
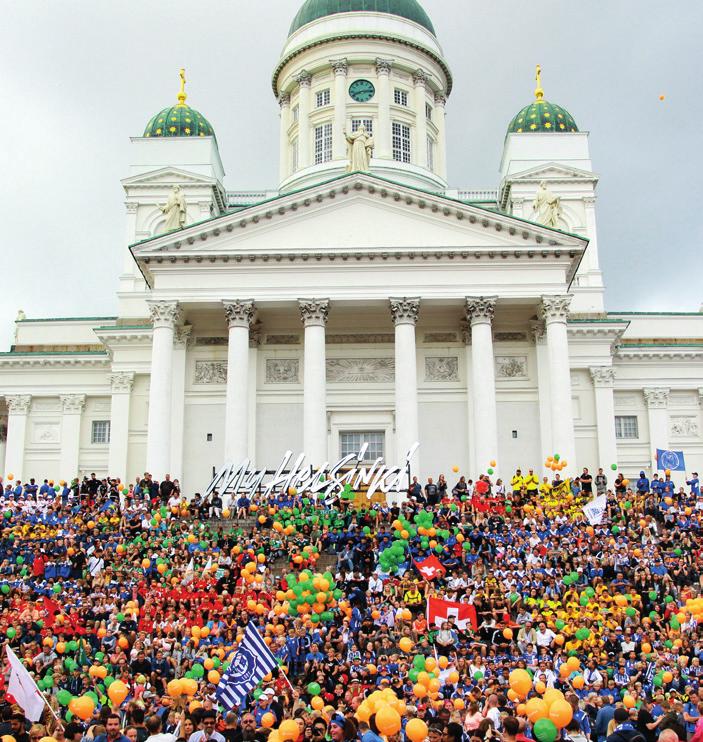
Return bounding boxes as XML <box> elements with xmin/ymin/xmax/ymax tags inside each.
<box><xmin>131</xmin><ymin>172</ymin><xmax>587</xmax><ymax>263</ymax></box>
<box><xmin>506</xmin><ymin>162</ymin><xmax>599</xmax><ymax>184</ymax></box>
<box><xmin>121</xmin><ymin>166</ymin><xmax>219</xmax><ymax>188</ymax></box>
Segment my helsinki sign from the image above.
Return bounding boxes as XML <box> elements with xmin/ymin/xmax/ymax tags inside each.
<box><xmin>205</xmin><ymin>442</ymin><xmax>419</xmax><ymax>501</ymax></box>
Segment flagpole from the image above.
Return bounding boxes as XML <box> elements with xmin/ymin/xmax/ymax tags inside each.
<box><xmin>40</xmin><ymin>693</ymin><xmax>62</xmax><ymax>725</ymax></box>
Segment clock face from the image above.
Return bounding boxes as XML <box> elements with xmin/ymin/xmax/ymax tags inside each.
<box><xmin>349</xmin><ymin>79</ymin><xmax>376</xmax><ymax>103</ymax></box>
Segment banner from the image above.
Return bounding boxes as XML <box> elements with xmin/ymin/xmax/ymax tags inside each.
<box><xmin>656</xmin><ymin>449</ymin><xmax>686</xmax><ymax>472</ymax></box>
<box><xmin>582</xmin><ymin>494</ymin><xmax>607</xmax><ymax>525</ymax></box>
<box><xmin>6</xmin><ymin>646</ymin><xmax>45</xmax><ymax>721</ymax></box>
<box><xmin>427</xmin><ymin>596</ymin><xmax>477</xmax><ymax>631</ymax></box>
<box><xmin>413</xmin><ymin>555</ymin><xmax>446</xmax><ymax>581</ymax></box>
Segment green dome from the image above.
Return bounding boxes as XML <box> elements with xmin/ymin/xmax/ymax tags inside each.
<box><xmin>144</xmin><ymin>103</ymin><xmax>215</xmax><ymax>139</ymax></box>
<box><xmin>507</xmin><ymin>99</ymin><xmax>578</xmax><ymax>134</ymax></box>
<box><xmin>289</xmin><ymin>0</ymin><xmax>435</xmax><ymax>36</ymax></box>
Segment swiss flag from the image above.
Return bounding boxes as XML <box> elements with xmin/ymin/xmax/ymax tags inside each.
<box><xmin>427</xmin><ymin>596</ymin><xmax>477</xmax><ymax>631</ymax></box>
<box><xmin>413</xmin><ymin>555</ymin><xmax>446</xmax><ymax>581</ymax></box>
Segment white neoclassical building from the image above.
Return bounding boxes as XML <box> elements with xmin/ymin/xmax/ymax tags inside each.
<box><xmin>1</xmin><ymin>0</ymin><xmax>702</xmax><ymax>491</ymax></box>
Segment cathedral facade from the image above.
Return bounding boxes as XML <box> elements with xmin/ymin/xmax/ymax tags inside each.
<box><xmin>2</xmin><ymin>0</ymin><xmax>702</xmax><ymax>491</ymax></box>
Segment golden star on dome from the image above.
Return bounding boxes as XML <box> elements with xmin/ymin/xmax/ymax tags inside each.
<box><xmin>530</xmin><ymin>123</ymin><xmax>537</xmax><ymax>130</ymax></box>
<box><xmin>169</xmin><ymin>126</ymin><xmax>176</xmax><ymax>133</ymax></box>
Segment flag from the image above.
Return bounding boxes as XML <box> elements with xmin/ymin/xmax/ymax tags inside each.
<box><xmin>413</xmin><ymin>555</ymin><xmax>446</xmax><ymax>581</ymax></box>
<box><xmin>203</xmin><ymin>557</ymin><xmax>212</xmax><ymax>574</ymax></box>
<box><xmin>42</xmin><ymin>597</ymin><xmax>59</xmax><ymax>628</ymax></box>
<box><xmin>182</xmin><ymin>558</ymin><xmax>195</xmax><ymax>585</ymax></box>
<box><xmin>656</xmin><ymin>449</ymin><xmax>686</xmax><ymax>472</ymax></box>
<box><xmin>76</xmin><ymin>638</ymin><xmax>90</xmax><ymax>667</ymax></box>
<box><xmin>215</xmin><ymin>623</ymin><xmax>278</xmax><ymax>710</ymax></box>
<box><xmin>582</xmin><ymin>494</ymin><xmax>607</xmax><ymax>526</ymax></box>
<box><xmin>6</xmin><ymin>646</ymin><xmax>45</xmax><ymax>721</ymax></box>
<box><xmin>427</xmin><ymin>596</ymin><xmax>477</xmax><ymax>631</ymax></box>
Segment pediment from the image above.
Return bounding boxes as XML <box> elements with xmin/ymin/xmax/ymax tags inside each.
<box><xmin>506</xmin><ymin>162</ymin><xmax>599</xmax><ymax>184</ymax></box>
<box><xmin>131</xmin><ymin>173</ymin><xmax>587</xmax><ymax>263</ymax></box>
<box><xmin>122</xmin><ymin>166</ymin><xmax>219</xmax><ymax>189</ymax></box>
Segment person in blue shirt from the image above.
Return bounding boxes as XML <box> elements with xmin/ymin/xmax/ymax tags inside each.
<box><xmin>636</xmin><ymin>472</ymin><xmax>650</xmax><ymax>494</ymax></box>
<box><xmin>686</xmin><ymin>472</ymin><xmax>700</xmax><ymax>497</ymax></box>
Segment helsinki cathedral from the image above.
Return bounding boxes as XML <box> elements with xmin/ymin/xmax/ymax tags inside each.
<box><xmin>1</xmin><ymin>0</ymin><xmax>702</xmax><ymax>491</ymax></box>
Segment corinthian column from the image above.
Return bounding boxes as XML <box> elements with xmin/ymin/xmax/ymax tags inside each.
<box><xmin>466</xmin><ymin>297</ymin><xmax>498</xmax><ymax>472</ymax></box>
<box><xmin>59</xmin><ymin>394</ymin><xmax>86</xmax><ymax>481</ymax></box>
<box><xmin>299</xmin><ymin>299</ymin><xmax>329</xmax><ymax>464</ymax></box>
<box><xmin>331</xmin><ymin>59</ymin><xmax>348</xmax><ymax>160</ymax></box>
<box><xmin>644</xmin><ymin>387</ymin><xmax>670</xmax><ymax>468</ymax></box>
<box><xmin>540</xmin><ymin>295</ymin><xmax>575</xmax><ymax>471</ymax></box>
<box><xmin>145</xmin><ymin>300</ymin><xmax>182</xmax><ymax>478</ymax></box>
<box><xmin>390</xmin><ymin>298</ymin><xmax>420</xmax><ymax>475</ymax></box>
<box><xmin>375</xmin><ymin>59</ymin><xmax>392</xmax><ymax>159</ymax></box>
<box><xmin>296</xmin><ymin>71</ymin><xmax>313</xmax><ymax>169</ymax></box>
<box><xmin>590</xmin><ymin>366</ymin><xmax>617</xmax><ymax>470</ymax></box>
<box><xmin>109</xmin><ymin>372</ymin><xmax>134</xmax><ymax>483</ymax></box>
<box><xmin>413</xmin><ymin>70</ymin><xmax>429</xmax><ymax>168</ymax></box>
<box><xmin>223</xmin><ymin>300</ymin><xmax>256</xmax><ymax>464</ymax></box>
<box><xmin>4</xmin><ymin>395</ymin><xmax>31</xmax><ymax>481</ymax></box>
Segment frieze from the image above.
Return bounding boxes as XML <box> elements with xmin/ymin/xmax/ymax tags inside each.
<box><xmin>425</xmin><ymin>357</ymin><xmax>459</xmax><ymax>382</ymax></box>
<box><xmin>194</xmin><ymin>361</ymin><xmax>228</xmax><ymax>385</ymax></box>
<box><xmin>496</xmin><ymin>356</ymin><xmax>528</xmax><ymax>379</ymax></box>
<box><xmin>265</xmin><ymin>335</ymin><xmax>301</xmax><ymax>345</ymax></box>
<box><xmin>326</xmin><ymin>334</ymin><xmax>394</xmax><ymax>344</ymax></box>
<box><xmin>423</xmin><ymin>333</ymin><xmax>458</xmax><ymax>344</ymax></box>
<box><xmin>265</xmin><ymin>359</ymin><xmax>300</xmax><ymax>384</ymax></box>
<box><xmin>670</xmin><ymin>417</ymin><xmax>699</xmax><ymax>438</ymax></box>
<box><xmin>327</xmin><ymin>358</ymin><xmax>395</xmax><ymax>383</ymax></box>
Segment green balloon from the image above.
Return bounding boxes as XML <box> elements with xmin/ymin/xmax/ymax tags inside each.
<box><xmin>86</xmin><ymin>691</ymin><xmax>98</xmax><ymax>705</ymax></box>
<box><xmin>473</xmin><ymin>671</ymin><xmax>484</xmax><ymax>680</ymax></box>
<box><xmin>57</xmin><ymin>689</ymin><xmax>73</xmax><ymax>706</ymax></box>
<box><xmin>253</xmin><ymin>688</ymin><xmax>263</xmax><ymax>700</ymax></box>
<box><xmin>626</xmin><ymin>607</ymin><xmax>636</xmax><ymax>617</ymax></box>
<box><xmin>611</xmin><ymin>464</ymin><xmax>618</xmax><ymax>471</ymax></box>
<box><xmin>53</xmin><ymin>584</ymin><xmax>62</xmax><ymax>594</ymax></box>
<box><xmin>648</xmin><ymin>591</ymin><xmax>657</xmax><ymax>601</ymax></box>
<box><xmin>665</xmin><ymin>595</ymin><xmax>674</xmax><ymax>604</ymax></box>
<box><xmin>191</xmin><ymin>663</ymin><xmax>204</xmax><ymax>678</ymax></box>
<box><xmin>611</xmin><ymin>525</ymin><xmax>620</xmax><ymax>535</ymax></box>
<box><xmin>15</xmin><ymin>556</ymin><xmax>24</xmax><ymax>565</ymax></box>
<box><xmin>408</xmin><ymin>668</ymin><xmax>419</xmax><ymax>682</ymax></box>
<box><xmin>6</xmin><ymin>627</ymin><xmax>16</xmax><ymax>639</ymax></box>
<box><xmin>307</xmin><ymin>681</ymin><xmax>321</xmax><ymax>696</ymax></box>
<box><xmin>1</xmin><ymin>584</ymin><xmax>9</xmax><ymax>594</ymax></box>
<box><xmin>533</xmin><ymin>719</ymin><xmax>558</xmax><ymax>742</ymax></box>
<box><xmin>104</xmin><ymin>676</ymin><xmax>115</xmax><ymax>688</ymax></box>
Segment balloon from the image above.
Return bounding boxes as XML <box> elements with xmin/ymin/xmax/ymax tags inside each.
<box><xmin>207</xmin><ymin>670</ymin><xmax>220</xmax><ymax>684</ymax></box>
<box><xmin>107</xmin><ymin>680</ymin><xmax>128</xmax><ymax>707</ymax></box>
<box><xmin>307</xmin><ymin>681</ymin><xmax>321</xmax><ymax>696</ymax></box>
<box><xmin>69</xmin><ymin>695</ymin><xmax>95</xmax><ymax>721</ymax></box>
<box><xmin>398</xmin><ymin>637</ymin><xmax>414</xmax><ymax>653</ymax></box>
<box><xmin>526</xmin><ymin>697</ymin><xmax>549</xmax><ymax>723</ymax></box>
<box><xmin>503</xmin><ymin>628</ymin><xmax>513</xmax><ymax>640</ymax></box>
<box><xmin>548</xmin><ymin>700</ymin><xmax>573</xmax><ymax>729</ymax></box>
<box><xmin>509</xmin><ymin>668</ymin><xmax>532</xmax><ymax>697</ymax></box>
<box><xmin>261</xmin><ymin>713</ymin><xmax>276</xmax><ymax>728</ymax></box>
<box><xmin>533</xmin><ymin>719</ymin><xmax>558</xmax><ymax>742</ymax></box>
<box><xmin>57</xmin><ymin>689</ymin><xmax>73</xmax><ymax>707</ymax></box>
<box><xmin>375</xmin><ymin>706</ymin><xmax>402</xmax><ymax>737</ymax></box>
<box><xmin>623</xmin><ymin>696</ymin><xmax>636</xmax><ymax>709</ymax></box>
<box><xmin>279</xmin><ymin>721</ymin><xmax>300</xmax><ymax>742</ymax></box>
<box><xmin>311</xmin><ymin>696</ymin><xmax>324</xmax><ymax>711</ymax></box>
<box><xmin>5</xmin><ymin>628</ymin><xmax>15</xmax><ymax>639</ymax></box>
<box><xmin>405</xmin><ymin>719</ymin><xmax>429</xmax><ymax>742</ymax></box>
<box><xmin>413</xmin><ymin>683</ymin><xmax>427</xmax><ymax>698</ymax></box>
<box><xmin>181</xmin><ymin>678</ymin><xmax>198</xmax><ymax>696</ymax></box>
<box><xmin>611</xmin><ymin>464</ymin><xmax>618</xmax><ymax>470</ymax></box>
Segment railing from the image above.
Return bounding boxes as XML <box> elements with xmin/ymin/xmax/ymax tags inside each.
<box><xmin>456</xmin><ymin>189</ymin><xmax>499</xmax><ymax>202</ymax></box>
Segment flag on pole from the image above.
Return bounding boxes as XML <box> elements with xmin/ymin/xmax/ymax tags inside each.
<box><xmin>413</xmin><ymin>555</ymin><xmax>446</xmax><ymax>581</ymax></box>
<box><xmin>77</xmin><ymin>638</ymin><xmax>90</xmax><ymax>667</ymax></box>
<box><xmin>427</xmin><ymin>596</ymin><xmax>477</xmax><ymax>631</ymax></box>
<box><xmin>582</xmin><ymin>494</ymin><xmax>607</xmax><ymax>526</ymax></box>
<box><xmin>6</xmin><ymin>646</ymin><xmax>45</xmax><ymax>721</ymax></box>
<box><xmin>203</xmin><ymin>557</ymin><xmax>212</xmax><ymax>574</ymax></box>
<box><xmin>656</xmin><ymin>449</ymin><xmax>686</xmax><ymax>472</ymax></box>
<box><xmin>182</xmin><ymin>558</ymin><xmax>195</xmax><ymax>585</ymax></box>
<box><xmin>216</xmin><ymin>624</ymin><xmax>279</xmax><ymax>710</ymax></box>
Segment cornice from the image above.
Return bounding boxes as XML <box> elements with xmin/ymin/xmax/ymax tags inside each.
<box><xmin>0</xmin><ymin>352</ymin><xmax>110</xmax><ymax>369</ymax></box>
<box><xmin>616</xmin><ymin>345</ymin><xmax>703</xmax><ymax>361</ymax></box>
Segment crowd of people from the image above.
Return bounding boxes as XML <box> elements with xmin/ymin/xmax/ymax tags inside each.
<box><xmin>0</xmin><ymin>462</ymin><xmax>701</xmax><ymax>742</ymax></box>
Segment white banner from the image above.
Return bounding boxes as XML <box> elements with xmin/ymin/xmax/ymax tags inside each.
<box><xmin>6</xmin><ymin>645</ymin><xmax>45</xmax><ymax>722</ymax></box>
<box><xmin>583</xmin><ymin>494</ymin><xmax>607</xmax><ymax>525</ymax></box>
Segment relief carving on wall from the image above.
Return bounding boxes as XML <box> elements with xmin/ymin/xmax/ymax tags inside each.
<box><xmin>265</xmin><ymin>359</ymin><xmax>300</xmax><ymax>384</ymax></box>
<box><xmin>326</xmin><ymin>358</ymin><xmax>395</xmax><ymax>383</ymax></box>
<box><xmin>32</xmin><ymin>423</ymin><xmax>60</xmax><ymax>444</ymax></box>
<box><xmin>423</xmin><ymin>333</ymin><xmax>458</xmax><ymax>343</ymax></box>
<box><xmin>670</xmin><ymin>417</ymin><xmax>699</xmax><ymax>438</ymax></box>
<box><xmin>265</xmin><ymin>335</ymin><xmax>301</xmax><ymax>345</ymax></box>
<box><xmin>496</xmin><ymin>356</ymin><xmax>528</xmax><ymax>379</ymax></box>
<box><xmin>194</xmin><ymin>361</ymin><xmax>228</xmax><ymax>385</ymax></box>
<box><xmin>425</xmin><ymin>357</ymin><xmax>459</xmax><ymax>382</ymax></box>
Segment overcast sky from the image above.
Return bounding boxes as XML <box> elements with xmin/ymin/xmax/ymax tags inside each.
<box><xmin>2</xmin><ymin>1</ymin><xmax>701</xmax><ymax>350</ymax></box>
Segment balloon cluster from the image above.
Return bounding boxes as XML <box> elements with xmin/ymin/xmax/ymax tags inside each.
<box><xmin>406</xmin><ymin>654</ymin><xmax>453</xmax><ymax>700</ymax></box>
<box><xmin>545</xmin><ymin>454</ymin><xmax>567</xmax><ymax>471</ymax></box>
<box><xmin>280</xmin><ymin>570</ymin><xmax>341</xmax><ymax>623</ymax></box>
<box><xmin>509</xmin><ymin>672</ymin><xmax>574</xmax><ymax>742</ymax></box>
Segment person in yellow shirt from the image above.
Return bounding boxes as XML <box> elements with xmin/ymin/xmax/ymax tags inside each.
<box><xmin>511</xmin><ymin>469</ymin><xmax>524</xmax><ymax>494</ymax></box>
<box><xmin>524</xmin><ymin>469</ymin><xmax>539</xmax><ymax>494</ymax></box>
<box><xmin>539</xmin><ymin>477</ymin><xmax>552</xmax><ymax>498</ymax></box>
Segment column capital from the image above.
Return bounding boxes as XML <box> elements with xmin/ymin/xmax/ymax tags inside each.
<box><xmin>434</xmin><ymin>91</ymin><xmax>447</xmax><ymax>106</ymax></box>
<box><xmin>530</xmin><ymin>320</ymin><xmax>546</xmax><ymax>343</ymax></box>
<box><xmin>540</xmin><ymin>294</ymin><xmax>572</xmax><ymax>323</ymax></box>
<box><xmin>278</xmin><ymin>92</ymin><xmax>291</xmax><ymax>108</ymax></box>
<box><xmin>295</xmin><ymin>70</ymin><xmax>312</xmax><ymax>88</ymax></box>
<box><xmin>299</xmin><ymin>299</ymin><xmax>330</xmax><ymax>327</ymax></box>
<box><xmin>125</xmin><ymin>202</ymin><xmax>138</xmax><ymax>214</ymax></box>
<box><xmin>110</xmin><ymin>372</ymin><xmax>135</xmax><ymax>393</ymax></box>
<box><xmin>390</xmin><ymin>297</ymin><xmax>421</xmax><ymax>326</ymax></box>
<box><xmin>643</xmin><ymin>387</ymin><xmax>670</xmax><ymax>409</ymax></box>
<box><xmin>5</xmin><ymin>395</ymin><xmax>31</xmax><ymax>415</ymax></box>
<box><xmin>589</xmin><ymin>366</ymin><xmax>615</xmax><ymax>388</ymax></box>
<box><xmin>465</xmin><ymin>296</ymin><xmax>497</xmax><ymax>326</ymax></box>
<box><xmin>147</xmin><ymin>300</ymin><xmax>182</xmax><ymax>329</ymax></box>
<box><xmin>583</xmin><ymin>196</ymin><xmax>597</xmax><ymax>207</ymax></box>
<box><xmin>460</xmin><ymin>318</ymin><xmax>471</xmax><ymax>345</ymax></box>
<box><xmin>60</xmin><ymin>394</ymin><xmax>86</xmax><ymax>414</ymax></box>
<box><xmin>174</xmin><ymin>324</ymin><xmax>194</xmax><ymax>348</ymax></box>
<box><xmin>223</xmin><ymin>300</ymin><xmax>256</xmax><ymax>329</ymax></box>
<box><xmin>330</xmin><ymin>58</ymin><xmax>348</xmax><ymax>76</ymax></box>
<box><xmin>375</xmin><ymin>58</ymin><xmax>393</xmax><ymax>75</ymax></box>
<box><xmin>413</xmin><ymin>68</ymin><xmax>429</xmax><ymax>87</ymax></box>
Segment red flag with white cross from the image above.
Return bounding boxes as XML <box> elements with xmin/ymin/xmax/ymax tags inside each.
<box><xmin>427</xmin><ymin>596</ymin><xmax>478</xmax><ymax>631</ymax></box>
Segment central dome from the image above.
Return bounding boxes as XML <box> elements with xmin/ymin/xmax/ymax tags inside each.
<box><xmin>289</xmin><ymin>0</ymin><xmax>436</xmax><ymax>36</ymax></box>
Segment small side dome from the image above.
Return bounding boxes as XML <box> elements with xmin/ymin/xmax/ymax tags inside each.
<box><xmin>143</xmin><ymin>69</ymin><xmax>216</xmax><ymax>139</ymax></box>
<box><xmin>507</xmin><ymin>65</ymin><xmax>578</xmax><ymax>134</ymax></box>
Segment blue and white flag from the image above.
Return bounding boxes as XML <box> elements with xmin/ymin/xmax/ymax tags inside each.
<box><xmin>656</xmin><ymin>449</ymin><xmax>686</xmax><ymax>472</ymax></box>
<box><xmin>583</xmin><ymin>494</ymin><xmax>607</xmax><ymax>526</ymax></box>
<box><xmin>216</xmin><ymin>623</ymin><xmax>278</xmax><ymax>710</ymax></box>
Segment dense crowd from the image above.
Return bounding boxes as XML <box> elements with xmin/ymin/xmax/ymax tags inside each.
<box><xmin>0</xmin><ymin>463</ymin><xmax>701</xmax><ymax>742</ymax></box>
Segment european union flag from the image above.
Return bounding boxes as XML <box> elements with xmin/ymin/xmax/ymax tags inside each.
<box><xmin>656</xmin><ymin>449</ymin><xmax>686</xmax><ymax>472</ymax></box>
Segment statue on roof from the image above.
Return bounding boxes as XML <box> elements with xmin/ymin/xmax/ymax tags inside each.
<box><xmin>532</xmin><ymin>181</ymin><xmax>562</xmax><ymax>228</ymax></box>
<box><xmin>345</xmin><ymin>124</ymin><xmax>374</xmax><ymax>172</ymax></box>
<box><xmin>160</xmin><ymin>185</ymin><xmax>187</xmax><ymax>233</ymax></box>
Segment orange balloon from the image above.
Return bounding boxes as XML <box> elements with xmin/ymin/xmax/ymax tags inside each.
<box><xmin>375</xmin><ymin>706</ymin><xmax>402</xmax><ymax>737</ymax></box>
<box><xmin>107</xmin><ymin>680</ymin><xmax>129</xmax><ymax>707</ymax></box>
<box><xmin>549</xmin><ymin>700</ymin><xmax>573</xmax><ymax>729</ymax></box>
<box><xmin>405</xmin><ymin>719</ymin><xmax>429</xmax><ymax>742</ymax></box>
<box><xmin>167</xmin><ymin>679</ymin><xmax>184</xmax><ymax>697</ymax></box>
<box><xmin>566</xmin><ymin>656</ymin><xmax>580</xmax><ymax>671</ymax></box>
<box><xmin>181</xmin><ymin>678</ymin><xmax>198</xmax><ymax>696</ymax></box>
<box><xmin>509</xmin><ymin>669</ymin><xmax>532</xmax><ymax>697</ymax></box>
<box><xmin>525</xmin><ymin>697</ymin><xmax>549</xmax><ymax>723</ymax></box>
<box><xmin>543</xmin><ymin>689</ymin><xmax>565</xmax><ymax>708</ymax></box>
<box><xmin>311</xmin><ymin>696</ymin><xmax>324</xmax><ymax>711</ymax></box>
<box><xmin>261</xmin><ymin>713</ymin><xmax>276</xmax><ymax>728</ymax></box>
<box><xmin>356</xmin><ymin>702</ymin><xmax>372</xmax><ymax>723</ymax></box>
<box><xmin>69</xmin><ymin>695</ymin><xmax>95</xmax><ymax>721</ymax></box>
<box><xmin>424</xmin><ymin>657</ymin><xmax>437</xmax><ymax>672</ymax></box>
<box><xmin>503</xmin><ymin>628</ymin><xmax>513</xmax><ymax>640</ymax></box>
<box><xmin>207</xmin><ymin>670</ymin><xmax>221</xmax><ymax>684</ymax></box>
<box><xmin>623</xmin><ymin>695</ymin><xmax>636</xmax><ymax>709</ymax></box>
<box><xmin>413</xmin><ymin>683</ymin><xmax>428</xmax><ymax>698</ymax></box>
<box><xmin>535</xmin><ymin>681</ymin><xmax>546</xmax><ymax>695</ymax></box>
<box><xmin>572</xmin><ymin>675</ymin><xmax>585</xmax><ymax>690</ymax></box>
<box><xmin>279</xmin><ymin>721</ymin><xmax>300</xmax><ymax>742</ymax></box>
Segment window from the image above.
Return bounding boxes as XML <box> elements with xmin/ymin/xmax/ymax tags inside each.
<box><xmin>394</xmin><ymin>88</ymin><xmax>408</xmax><ymax>106</ymax></box>
<box><xmin>91</xmin><ymin>420</ymin><xmax>110</xmax><ymax>445</ymax></box>
<box><xmin>351</xmin><ymin>118</ymin><xmax>374</xmax><ymax>134</ymax></box>
<box><xmin>392</xmin><ymin>122</ymin><xmax>411</xmax><ymax>163</ymax></box>
<box><xmin>426</xmin><ymin>135</ymin><xmax>434</xmax><ymax>170</ymax></box>
<box><xmin>290</xmin><ymin>136</ymin><xmax>298</xmax><ymax>173</ymax></box>
<box><xmin>292</xmin><ymin>105</ymin><xmax>299</xmax><ymax>122</ymax></box>
<box><xmin>314</xmin><ymin>123</ymin><xmax>333</xmax><ymax>164</ymax></box>
<box><xmin>340</xmin><ymin>432</ymin><xmax>385</xmax><ymax>462</ymax></box>
<box><xmin>425</xmin><ymin>102</ymin><xmax>433</xmax><ymax>120</ymax></box>
<box><xmin>316</xmin><ymin>89</ymin><xmax>331</xmax><ymax>107</ymax></box>
<box><xmin>615</xmin><ymin>416</ymin><xmax>639</xmax><ymax>439</ymax></box>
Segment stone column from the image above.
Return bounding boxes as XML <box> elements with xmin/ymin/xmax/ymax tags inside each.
<box><xmin>4</xmin><ymin>395</ymin><xmax>31</xmax><ymax>480</ymax></box>
<box><xmin>331</xmin><ymin>59</ymin><xmax>348</xmax><ymax>160</ymax></box>
<box><xmin>223</xmin><ymin>300</ymin><xmax>256</xmax><ymax>464</ymax></box>
<box><xmin>0</xmin><ymin>415</ymin><xmax>7</xmax><ymax>477</ymax></box>
<box><xmin>434</xmin><ymin>92</ymin><xmax>447</xmax><ymax>181</ymax></box>
<box><xmin>145</xmin><ymin>300</ymin><xmax>181</xmax><ymax>478</ymax></box>
<box><xmin>390</xmin><ymin>298</ymin><xmax>420</xmax><ymax>475</ymax></box>
<box><xmin>278</xmin><ymin>93</ymin><xmax>291</xmax><ymax>181</ymax></box>
<box><xmin>540</xmin><ymin>296</ymin><xmax>576</xmax><ymax>470</ymax></box>
<box><xmin>299</xmin><ymin>299</ymin><xmax>330</xmax><ymax>465</ymax></box>
<box><xmin>375</xmin><ymin>59</ymin><xmax>393</xmax><ymax>159</ymax></box>
<box><xmin>590</xmin><ymin>366</ymin><xmax>617</xmax><ymax>470</ymax></box>
<box><xmin>59</xmin><ymin>394</ymin><xmax>86</xmax><ymax>481</ymax></box>
<box><xmin>413</xmin><ymin>70</ymin><xmax>429</xmax><ymax>168</ymax></box>
<box><xmin>466</xmin><ymin>297</ymin><xmax>498</xmax><ymax>472</ymax></box>
<box><xmin>644</xmin><ymin>387</ymin><xmax>670</xmax><ymax>468</ymax></box>
<box><xmin>296</xmin><ymin>71</ymin><xmax>312</xmax><ymax>169</ymax></box>
<box><xmin>170</xmin><ymin>326</ymin><xmax>191</xmax><ymax>483</ymax></box>
<box><xmin>531</xmin><ymin>321</ymin><xmax>553</xmax><ymax>464</ymax></box>
<box><xmin>108</xmin><ymin>372</ymin><xmax>134</xmax><ymax>484</ymax></box>
<box><xmin>461</xmin><ymin>320</ymin><xmax>476</xmax><ymax>476</ymax></box>
<box><xmin>248</xmin><ymin>322</ymin><xmax>263</xmax><ymax>466</ymax></box>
